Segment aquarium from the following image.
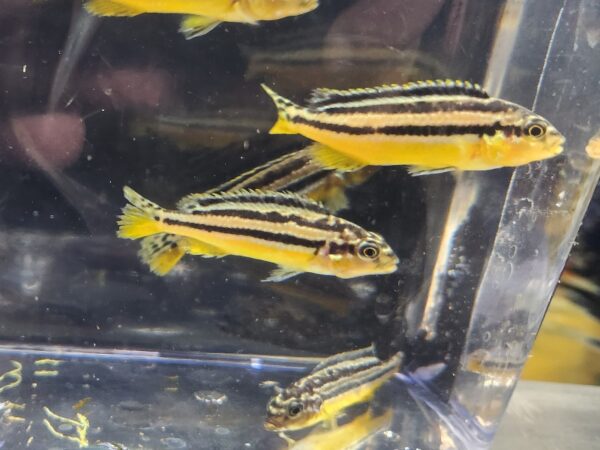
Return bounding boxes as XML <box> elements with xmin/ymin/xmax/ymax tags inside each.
<box><xmin>1</xmin><ymin>0</ymin><xmax>599</xmax><ymax>449</ymax></box>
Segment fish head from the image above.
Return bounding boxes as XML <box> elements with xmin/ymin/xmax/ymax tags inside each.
<box><xmin>264</xmin><ymin>390</ymin><xmax>324</xmax><ymax>431</ymax></box>
<box><xmin>488</xmin><ymin>110</ymin><xmax>565</xmax><ymax>167</ymax></box>
<box><xmin>323</xmin><ymin>230</ymin><xmax>398</xmax><ymax>278</ymax></box>
<box><xmin>243</xmin><ymin>0</ymin><xmax>319</xmax><ymax>20</ymax></box>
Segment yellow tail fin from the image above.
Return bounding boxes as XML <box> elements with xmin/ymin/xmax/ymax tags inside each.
<box><xmin>139</xmin><ymin>234</ymin><xmax>185</xmax><ymax>276</ymax></box>
<box><xmin>261</xmin><ymin>84</ymin><xmax>297</xmax><ymax>135</ymax></box>
<box><xmin>85</xmin><ymin>0</ymin><xmax>143</xmax><ymax>16</ymax></box>
<box><xmin>117</xmin><ymin>187</ymin><xmax>164</xmax><ymax>240</ymax></box>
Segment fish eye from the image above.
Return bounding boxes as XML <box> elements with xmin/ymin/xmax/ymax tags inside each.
<box><xmin>288</xmin><ymin>402</ymin><xmax>303</xmax><ymax>417</ymax></box>
<box><xmin>525</xmin><ymin>121</ymin><xmax>547</xmax><ymax>139</ymax></box>
<box><xmin>358</xmin><ymin>242</ymin><xmax>380</xmax><ymax>260</ymax></box>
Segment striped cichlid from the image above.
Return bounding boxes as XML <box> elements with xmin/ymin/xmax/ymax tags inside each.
<box><xmin>262</xmin><ymin>79</ymin><xmax>565</xmax><ymax>174</ymax></box>
<box><xmin>118</xmin><ymin>187</ymin><xmax>397</xmax><ymax>282</ymax></box>
<box><xmin>137</xmin><ymin>145</ymin><xmax>376</xmax><ymax>276</ymax></box>
<box><xmin>85</xmin><ymin>0</ymin><xmax>318</xmax><ymax>39</ymax></box>
<box><xmin>264</xmin><ymin>346</ymin><xmax>402</xmax><ymax>431</ymax></box>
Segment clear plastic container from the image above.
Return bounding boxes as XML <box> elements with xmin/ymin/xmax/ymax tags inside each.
<box><xmin>0</xmin><ymin>0</ymin><xmax>598</xmax><ymax>449</ymax></box>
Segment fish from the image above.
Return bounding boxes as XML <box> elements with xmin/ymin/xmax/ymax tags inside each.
<box><xmin>244</xmin><ymin>33</ymin><xmax>447</xmax><ymax>91</ymax></box>
<box><xmin>85</xmin><ymin>0</ymin><xmax>319</xmax><ymax>39</ymax></box>
<box><xmin>262</xmin><ymin>79</ymin><xmax>565</xmax><ymax>174</ymax></box>
<box><xmin>288</xmin><ymin>407</ymin><xmax>393</xmax><ymax>450</ymax></box>
<box><xmin>586</xmin><ymin>130</ymin><xmax>600</xmax><ymax>159</ymax></box>
<box><xmin>264</xmin><ymin>346</ymin><xmax>402</xmax><ymax>431</ymax></box>
<box><xmin>137</xmin><ymin>146</ymin><xmax>376</xmax><ymax>275</ymax></box>
<box><xmin>128</xmin><ymin>110</ymin><xmax>272</xmax><ymax>151</ymax></box>
<box><xmin>117</xmin><ymin>187</ymin><xmax>398</xmax><ymax>281</ymax></box>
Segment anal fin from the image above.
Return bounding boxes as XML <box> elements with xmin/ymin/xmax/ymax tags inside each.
<box><xmin>139</xmin><ymin>234</ymin><xmax>185</xmax><ymax>276</ymax></box>
<box><xmin>407</xmin><ymin>166</ymin><xmax>456</xmax><ymax>176</ymax></box>
<box><xmin>309</xmin><ymin>144</ymin><xmax>366</xmax><ymax>172</ymax></box>
<box><xmin>85</xmin><ymin>0</ymin><xmax>143</xmax><ymax>16</ymax></box>
<box><xmin>262</xmin><ymin>266</ymin><xmax>301</xmax><ymax>283</ymax></box>
<box><xmin>180</xmin><ymin>15</ymin><xmax>222</xmax><ymax>39</ymax></box>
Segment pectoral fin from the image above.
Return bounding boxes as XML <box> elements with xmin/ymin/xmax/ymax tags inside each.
<box><xmin>262</xmin><ymin>267</ymin><xmax>301</xmax><ymax>282</ymax></box>
<box><xmin>407</xmin><ymin>166</ymin><xmax>456</xmax><ymax>176</ymax></box>
<box><xmin>180</xmin><ymin>15</ymin><xmax>222</xmax><ymax>39</ymax></box>
<box><xmin>309</xmin><ymin>144</ymin><xmax>366</xmax><ymax>172</ymax></box>
<box><xmin>85</xmin><ymin>0</ymin><xmax>143</xmax><ymax>16</ymax></box>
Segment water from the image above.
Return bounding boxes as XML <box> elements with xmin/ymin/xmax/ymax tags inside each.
<box><xmin>1</xmin><ymin>0</ymin><xmax>600</xmax><ymax>449</ymax></box>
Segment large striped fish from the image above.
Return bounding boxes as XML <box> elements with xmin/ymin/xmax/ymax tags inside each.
<box><xmin>264</xmin><ymin>346</ymin><xmax>402</xmax><ymax>431</ymax></box>
<box><xmin>262</xmin><ymin>79</ymin><xmax>565</xmax><ymax>174</ymax></box>
<box><xmin>117</xmin><ymin>187</ymin><xmax>397</xmax><ymax>282</ymax></box>
<box><xmin>137</xmin><ymin>145</ymin><xmax>376</xmax><ymax>276</ymax></box>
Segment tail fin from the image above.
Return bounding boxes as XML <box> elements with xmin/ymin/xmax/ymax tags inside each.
<box><xmin>117</xmin><ymin>186</ymin><xmax>164</xmax><ymax>240</ymax></box>
<box><xmin>85</xmin><ymin>0</ymin><xmax>142</xmax><ymax>16</ymax></box>
<box><xmin>261</xmin><ymin>84</ymin><xmax>298</xmax><ymax>135</ymax></box>
<box><xmin>139</xmin><ymin>234</ymin><xmax>185</xmax><ymax>276</ymax></box>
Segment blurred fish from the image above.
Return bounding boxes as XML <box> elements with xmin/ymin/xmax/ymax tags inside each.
<box><xmin>244</xmin><ymin>34</ymin><xmax>446</xmax><ymax>91</ymax></box>
<box><xmin>85</xmin><ymin>0</ymin><xmax>319</xmax><ymax>39</ymax></box>
<box><xmin>117</xmin><ymin>187</ymin><xmax>398</xmax><ymax>281</ymax></box>
<box><xmin>521</xmin><ymin>272</ymin><xmax>600</xmax><ymax>385</ymax></box>
<box><xmin>138</xmin><ymin>147</ymin><xmax>376</xmax><ymax>275</ymax></box>
<box><xmin>264</xmin><ymin>346</ymin><xmax>402</xmax><ymax>431</ymax></box>
<box><xmin>262</xmin><ymin>79</ymin><xmax>565</xmax><ymax>174</ymax></box>
<box><xmin>288</xmin><ymin>407</ymin><xmax>393</xmax><ymax>450</ymax></box>
<box><xmin>585</xmin><ymin>130</ymin><xmax>600</xmax><ymax>159</ymax></box>
<box><xmin>128</xmin><ymin>110</ymin><xmax>271</xmax><ymax>151</ymax></box>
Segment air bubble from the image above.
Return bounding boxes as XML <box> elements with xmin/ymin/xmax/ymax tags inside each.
<box><xmin>161</xmin><ymin>437</ymin><xmax>187</xmax><ymax>449</ymax></box>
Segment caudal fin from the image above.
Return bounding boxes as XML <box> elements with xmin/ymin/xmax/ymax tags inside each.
<box><xmin>117</xmin><ymin>186</ymin><xmax>164</xmax><ymax>240</ymax></box>
<box><xmin>261</xmin><ymin>84</ymin><xmax>298</xmax><ymax>135</ymax></box>
<box><xmin>139</xmin><ymin>234</ymin><xmax>185</xmax><ymax>275</ymax></box>
<box><xmin>85</xmin><ymin>0</ymin><xmax>143</xmax><ymax>16</ymax></box>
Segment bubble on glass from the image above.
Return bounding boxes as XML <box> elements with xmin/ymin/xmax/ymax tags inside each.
<box><xmin>161</xmin><ymin>437</ymin><xmax>188</xmax><ymax>449</ymax></box>
<box><xmin>215</xmin><ymin>426</ymin><xmax>230</xmax><ymax>436</ymax></box>
<box><xmin>194</xmin><ymin>390</ymin><xmax>228</xmax><ymax>406</ymax></box>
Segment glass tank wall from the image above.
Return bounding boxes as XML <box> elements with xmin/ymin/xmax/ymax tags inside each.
<box><xmin>0</xmin><ymin>0</ymin><xmax>599</xmax><ymax>449</ymax></box>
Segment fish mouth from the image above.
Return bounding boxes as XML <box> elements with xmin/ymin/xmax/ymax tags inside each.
<box><xmin>264</xmin><ymin>417</ymin><xmax>283</xmax><ymax>431</ymax></box>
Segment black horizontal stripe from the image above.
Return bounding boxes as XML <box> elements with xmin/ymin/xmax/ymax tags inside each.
<box><xmin>312</xmin><ymin>99</ymin><xmax>511</xmax><ymax>115</ymax></box>
<box><xmin>211</xmin><ymin>152</ymin><xmax>312</xmax><ymax>193</ymax></box>
<box><xmin>180</xmin><ymin>192</ymin><xmax>328</xmax><ymax>215</ymax></box>
<box><xmin>164</xmin><ymin>218</ymin><xmax>326</xmax><ymax>250</ymax></box>
<box><xmin>309</xmin><ymin>81</ymin><xmax>489</xmax><ymax>107</ymax></box>
<box><xmin>293</xmin><ymin>116</ymin><xmax>521</xmax><ymax>137</ymax></box>
<box><xmin>284</xmin><ymin>168</ymin><xmax>334</xmax><ymax>194</ymax></box>
<box><xmin>187</xmin><ymin>208</ymin><xmax>357</xmax><ymax>234</ymax></box>
<box><xmin>321</xmin><ymin>362</ymin><xmax>398</xmax><ymax>400</ymax></box>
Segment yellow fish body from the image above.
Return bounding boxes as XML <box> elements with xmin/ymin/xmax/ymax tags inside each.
<box><xmin>85</xmin><ymin>0</ymin><xmax>318</xmax><ymax>39</ymax></box>
<box><xmin>264</xmin><ymin>346</ymin><xmax>402</xmax><ymax>431</ymax></box>
<box><xmin>117</xmin><ymin>187</ymin><xmax>397</xmax><ymax>281</ymax></box>
<box><xmin>289</xmin><ymin>408</ymin><xmax>393</xmax><ymax>450</ymax></box>
<box><xmin>262</xmin><ymin>79</ymin><xmax>565</xmax><ymax>174</ymax></box>
<box><xmin>136</xmin><ymin>146</ymin><xmax>375</xmax><ymax>276</ymax></box>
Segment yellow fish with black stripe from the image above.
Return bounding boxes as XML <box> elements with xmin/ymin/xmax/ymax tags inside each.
<box><xmin>264</xmin><ymin>346</ymin><xmax>402</xmax><ymax>431</ymax></box>
<box><xmin>85</xmin><ymin>0</ymin><xmax>319</xmax><ymax>39</ymax></box>
<box><xmin>136</xmin><ymin>145</ymin><xmax>376</xmax><ymax>276</ymax></box>
<box><xmin>262</xmin><ymin>79</ymin><xmax>565</xmax><ymax>174</ymax></box>
<box><xmin>117</xmin><ymin>187</ymin><xmax>397</xmax><ymax>282</ymax></box>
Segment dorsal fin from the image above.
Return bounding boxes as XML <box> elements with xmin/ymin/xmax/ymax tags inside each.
<box><xmin>311</xmin><ymin>345</ymin><xmax>376</xmax><ymax>373</ymax></box>
<box><xmin>176</xmin><ymin>189</ymin><xmax>329</xmax><ymax>215</ymax></box>
<box><xmin>307</xmin><ymin>79</ymin><xmax>488</xmax><ymax>106</ymax></box>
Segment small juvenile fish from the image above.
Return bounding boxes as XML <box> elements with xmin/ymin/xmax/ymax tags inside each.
<box><xmin>262</xmin><ymin>79</ymin><xmax>565</xmax><ymax>174</ymax></box>
<box><xmin>137</xmin><ymin>146</ymin><xmax>376</xmax><ymax>275</ymax></box>
<box><xmin>85</xmin><ymin>0</ymin><xmax>319</xmax><ymax>39</ymax></box>
<box><xmin>264</xmin><ymin>346</ymin><xmax>402</xmax><ymax>431</ymax></box>
<box><xmin>118</xmin><ymin>187</ymin><xmax>397</xmax><ymax>281</ymax></box>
